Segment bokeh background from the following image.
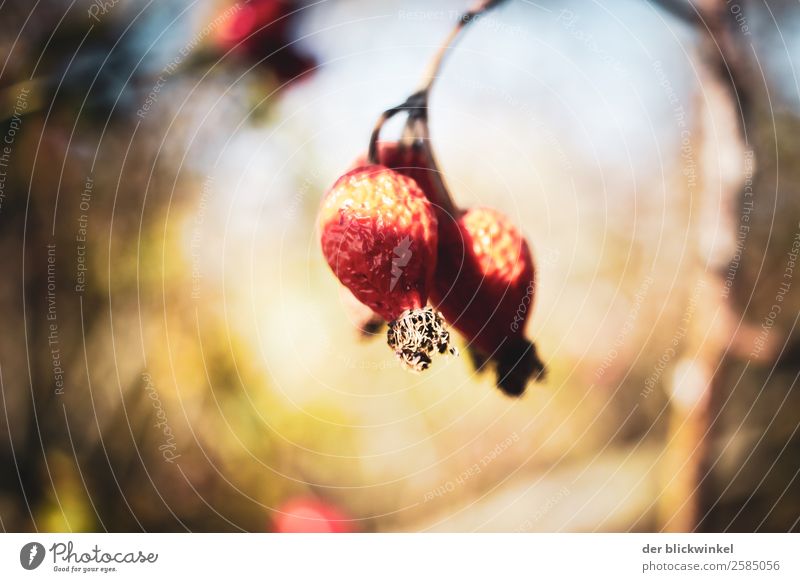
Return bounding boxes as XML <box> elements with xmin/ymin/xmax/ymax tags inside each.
<box><xmin>1</xmin><ymin>0</ymin><xmax>799</xmax><ymax>532</ymax></box>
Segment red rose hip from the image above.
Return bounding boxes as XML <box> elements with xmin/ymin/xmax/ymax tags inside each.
<box><xmin>433</xmin><ymin>206</ymin><xmax>545</xmax><ymax>396</ymax></box>
<box><xmin>319</xmin><ymin>165</ymin><xmax>453</xmax><ymax>370</ymax></box>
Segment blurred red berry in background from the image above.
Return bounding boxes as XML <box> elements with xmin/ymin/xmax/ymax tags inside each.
<box><xmin>273</xmin><ymin>497</ymin><xmax>352</xmax><ymax>533</ymax></box>
<box><xmin>213</xmin><ymin>0</ymin><xmax>315</xmax><ymax>84</ymax></box>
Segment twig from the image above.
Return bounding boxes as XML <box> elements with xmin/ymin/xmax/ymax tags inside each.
<box><xmin>368</xmin><ymin>0</ymin><xmax>508</xmax><ymax>150</ymax></box>
<box><xmin>367</xmin><ymin>0</ymin><xmax>509</xmax><ymax>211</ymax></box>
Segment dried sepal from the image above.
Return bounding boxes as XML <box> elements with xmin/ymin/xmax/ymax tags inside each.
<box><xmin>387</xmin><ymin>307</ymin><xmax>456</xmax><ymax>371</ymax></box>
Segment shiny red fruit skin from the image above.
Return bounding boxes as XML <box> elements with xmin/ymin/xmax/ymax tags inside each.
<box><xmin>352</xmin><ymin>143</ymin><xmax>441</xmax><ymax>212</ymax></box>
<box><xmin>319</xmin><ymin>165</ymin><xmax>438</xmax><ymax>322</ymax></box>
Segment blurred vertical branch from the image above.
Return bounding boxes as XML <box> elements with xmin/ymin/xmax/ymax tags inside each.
<box><xmin>649</xmin><ymin>0</ymin><xmax>754</xmax><ymax>531</ymax></box>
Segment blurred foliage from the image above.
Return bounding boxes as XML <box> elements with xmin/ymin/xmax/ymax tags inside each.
<box><xmin>0</xmin><ymin>0</ymin><xmax>798</xmax><ymax>533</ymax></box>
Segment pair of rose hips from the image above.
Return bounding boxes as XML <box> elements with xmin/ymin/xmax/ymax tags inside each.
<box><xmin>319</xmin><ymin>142</ymin><xmax>545</xmax><ymax>396</ymax></box>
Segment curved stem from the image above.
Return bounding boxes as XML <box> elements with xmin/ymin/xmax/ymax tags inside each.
<box><xmin>416</xmin><ymin>0</ymin><xmax>508</xmax><ymax>96</ymax></box>
<box><xmin>369</xmin><ymin>0</ymin><xmax>507</xmax><ymax>155</ymax></box>
<box><xmin>367</xmin><ymin>106</ymin><xmax>403</xmax><ymax>165</ymax></box>
<box><xmin>367</xmin><ymin>0</ymin><xmax>508</xmax><ymax>211</ymax></box>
